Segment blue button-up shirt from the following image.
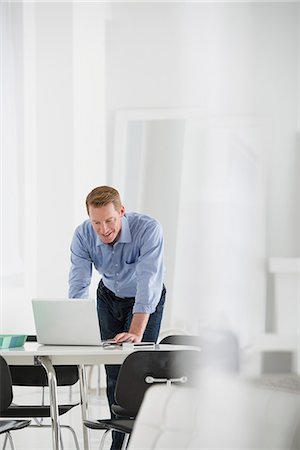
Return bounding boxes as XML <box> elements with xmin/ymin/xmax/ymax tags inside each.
<box><xmin>69</xmin><ymin>213</ymin><xmax>164</xmax><ymax>314</ymax></box>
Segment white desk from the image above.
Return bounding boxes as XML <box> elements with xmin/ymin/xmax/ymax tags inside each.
<box><xmin>0</xmin><ymin>343</ymin><xmax>187</xmax><ymax>450</ymax></box>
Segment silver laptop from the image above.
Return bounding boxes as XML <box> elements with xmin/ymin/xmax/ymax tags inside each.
<box><xmin>32</xmin><ymin>298</ymin><xmax>102</xmax><ymax>345</ymax></box>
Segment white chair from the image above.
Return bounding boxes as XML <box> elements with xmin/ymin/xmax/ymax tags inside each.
<box><xmin>127</xmin><ymin>373</ymin><xmax>300</xmax><ymax>450</ymax></box>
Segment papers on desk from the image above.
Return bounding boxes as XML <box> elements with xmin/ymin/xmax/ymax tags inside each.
<box><xmin>102</xmin><ymin>340</ymin><xmax>156</xmax><ymax>349</ymax></box>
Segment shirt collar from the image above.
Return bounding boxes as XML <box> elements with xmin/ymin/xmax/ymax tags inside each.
<box><xmin>96</xmin><ymin>215</ymin><xmax>132</xmax><ymax>246</ymax></box>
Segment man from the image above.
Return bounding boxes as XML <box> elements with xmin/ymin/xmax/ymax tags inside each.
<box><xmin>69</xmin><ymin>185</ymin><xmax>166</xmax><ymax>450</ymax></box>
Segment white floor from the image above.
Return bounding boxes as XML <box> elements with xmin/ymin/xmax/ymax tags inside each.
<box><xmin>0</xmin><ymin>366</ymin><xmax>111</xmax><ymax>450</ymax></box>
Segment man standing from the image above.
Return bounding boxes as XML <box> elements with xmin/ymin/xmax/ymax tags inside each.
<box><xmin>69</xmin><ymin>185</ymin><xmax>166</xmax><ymax>450</ymax></box>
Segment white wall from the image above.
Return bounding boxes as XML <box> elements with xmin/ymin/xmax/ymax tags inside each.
<box><xmin>107</xmin><ymin>1</ymin><xmax>299</xmax><ymax>255</ymax></box>
<box><xmin>107</xmin><ymin>2</ymin><xmax>299</xmax><ymax>251</ymax></box>
<box><xmin>106</xmin><ymin>2</ymin><xmax>299</xmax><ymax>340</ymax></box>
<box><xmin>1</xmin><ymin>2</ymin><xmax>299</xmax><ymax>342</ymax></box>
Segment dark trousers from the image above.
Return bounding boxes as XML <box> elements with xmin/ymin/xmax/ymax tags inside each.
<box><xmin>96</xmin><ymin>280</ymin><xmax>166</xmax><ymax>450</ymax></box>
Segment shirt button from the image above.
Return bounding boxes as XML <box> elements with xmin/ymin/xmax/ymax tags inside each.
<box><xmin>115</xmin><ymin>263</ymin><xmax>118</xmax><ymax>267</ymax></box>
<box><xmin>116</xmin><ymin>273</ymin><xmax>119</xmax><ymax>276</ymax></box>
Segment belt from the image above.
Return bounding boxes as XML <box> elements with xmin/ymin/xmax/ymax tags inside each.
<box><xmin>99</xmin><ymin>279</ymin><xmax>135</xmax><ymax>301</ymax></box>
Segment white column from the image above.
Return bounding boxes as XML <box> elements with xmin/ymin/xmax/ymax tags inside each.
<box><xmin>23</xmin><ymin>1</ymin><xmax>38</xmax><ymax>320</ymax></box>
<box><xmin>72</xmin><ymin>2</ymin><xmax>107</xmax><ymax>227</ymax></box>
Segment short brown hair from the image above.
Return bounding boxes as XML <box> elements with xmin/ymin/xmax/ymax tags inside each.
<box><xmin>86</xmin><ymin>186</ymin><xmax>122</xmax><ymax>215</ymax></box>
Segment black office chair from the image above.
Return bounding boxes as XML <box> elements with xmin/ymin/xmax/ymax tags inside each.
<box><xmin>3</xmin><ymin>336</ymin><xmax>80</xmax><ymax>450</ymax></box>
<box><xmin>84</xmin><ymin>349</ymin><xmax>201</xmax><ymax>450</ymax></box>
<box><xmin>159</xmin><ymin>331</ymin><xmax>239</xmax><ymax>372</ymax></box>
<box><xmin>0</xmin><ymin>356</ymin><xmax>31</xmax><ymax>450</ymax></box>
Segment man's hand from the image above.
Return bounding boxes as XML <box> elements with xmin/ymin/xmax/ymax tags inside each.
<box><xmin>113</xmin><ymin>313</ymin><xmax>150</xmax><ymax>343</ymax></box>
<box><xmin>113</xmin><ymin>331</ymin><xmax>141</xmax><ymax>343</ymax></box>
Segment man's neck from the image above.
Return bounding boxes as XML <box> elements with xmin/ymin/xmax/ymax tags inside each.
<box><xmin>109</xmin><ymin>229</ymin><xmax>121</xmax><ymax>246</ymax></box>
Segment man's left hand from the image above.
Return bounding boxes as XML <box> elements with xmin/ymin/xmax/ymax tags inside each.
<box><xmin>113</xmin><ymin>332</ymin><xmax>142</xmax><ymax>343</ymax></box>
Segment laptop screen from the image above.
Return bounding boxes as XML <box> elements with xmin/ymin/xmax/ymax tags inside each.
<box><xmin>32</xmin><ymin>298</ymin><xmax>102</xmax><ymax>346</ymax></box>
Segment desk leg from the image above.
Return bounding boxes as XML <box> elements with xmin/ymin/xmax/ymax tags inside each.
<box><xmin>79</xmin><ymin>364</ymin><xmax>90</xmax><ymax>450</ymax></box>
<box><xmin>38</xmin><ymin>356</ymin><xmax>61</xmax><ymax>450</ymax></box>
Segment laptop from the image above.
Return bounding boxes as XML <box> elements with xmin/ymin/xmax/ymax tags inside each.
<box><xmin>32</xmin><ymin>298</ymin><xmax>102</xmax><ymax>346</ymax></box>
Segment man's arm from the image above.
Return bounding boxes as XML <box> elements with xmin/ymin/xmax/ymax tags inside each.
<box><xmin>113</xmin><ymin>313</ymin><xmax>150</xmax><ymax>343</ymax></box>
<box><xmin>133</xmin><ymin>221</ymin><xmax>164</xmax><ymax>314</ymax></box>
<box><xmin>69</xmin><ymin>227</ymin><xmax>93</xmax><ymax>298</ymax></box>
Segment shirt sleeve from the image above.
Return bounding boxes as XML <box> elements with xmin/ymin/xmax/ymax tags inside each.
<box><xmin>133</xmin><ymin>221</ymin><xmax>164</xmax><ymax>314</ymax></box>
<box><xmin>68</xmin><ymin>227</ymin><xmax>93</xmax><ymax>298</ymax></box>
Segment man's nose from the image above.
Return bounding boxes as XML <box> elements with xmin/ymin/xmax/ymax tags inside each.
<box><xmin>99</xmin><ymin>222</ymin><xmax>109</xmax><ymax>234</ymax></box>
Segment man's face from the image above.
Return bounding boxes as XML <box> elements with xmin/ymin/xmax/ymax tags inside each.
<box><xmin>88</xmin><ymin>203</ymin><xmax>125</xmax><ymax>244</ymax></box>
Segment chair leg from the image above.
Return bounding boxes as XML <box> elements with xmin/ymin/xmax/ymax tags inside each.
<box><xmin>40</xmin><ymin>387</ymin><xmax>45</xmax><ymax>424</ymax></box>
<box><xmin>42</xmin><ymin>386</ymin><xmax>45</xmax><ymax>405</ymax></box>
<box><xmin>4</xmin><ymin>433</ymin><xmax>15</xmax><ymax>450</ymax></box>
<box><xmin>59</xmin><ymin>428</ymin><xmax>64</xmax><ymax>450</ymax></box>
<box><xmin>32</xmin><ymin>418</ymin><xmax>43</xmax><ymax>426</ymax></box>
<box><xmin>86</xmin><ymin>364</ymin><xmax>102</xmax><ymax>396</ymax></box>
<box><xmin>121</xmin><ymin>434</ymin><xmax>130</xmax><ymax>450</ymax></box>
<box><xmin>61</xmin><ymin>425</ymin><xmax>80</xmax><ymax>450</ymax></box>
<box><xmin>2</xmin><ymin>433</ymin><xmax>8</xmax><ymax>450</ymax></box>
<box><xmin>87</xmin><ymin>365</ymin><xmax>93</xmax><ymax>394</ymax></box>
<box><xmin>28</xmin><ymin>423</ymin><xmax>80</xmax><ymax>450</ymax></box>
<box><xmin>68</xmin><ymin>385</ymin><xmax>73</xmax><ymax>403</ymax></box>
<box><xmin>98</xmin><ymin>429</ymin><xmax>110</xmax><ymax>450</ymax></box>
<box><xmin>97</xmin><ymin>365</ymin><xmax>101</xmax><ymax>396</ymax></box>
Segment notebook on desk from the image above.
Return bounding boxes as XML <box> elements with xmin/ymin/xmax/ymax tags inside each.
<box><xmin>32</xmin><ymin>298</ymin><xmax>102</xmax><ymax>346</ymax></box>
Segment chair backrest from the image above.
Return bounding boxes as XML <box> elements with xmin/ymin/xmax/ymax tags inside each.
<box><xmin>115</xmin><ymin>350</ymin><xmax>201</xmax><ymax>416</ymax></box>
<box><xmin>0</xmin><ymin>356</ymin><xmax>13</xmax><ymax>412</ymax></box>
<box><xmin>9</xmin><ymin>335</ymin><xmax>79</xmax><ymax>387</ymax></box>
<box><xmin>127</xmin><ymin>378</ymin><xmax>300</xmax><ymax>450</ymax></box>
<box><xmin>159</xmin><ymin>334</ymin><xmax>201</xmax><ymax>346</ymax></box>
<box><xmin>160</xmin><ymin>332</ymin><xmax>239</xmax><ymax>373</ymax></box>
<box><xmin>9</xmin><ymin>365</ymin><xmax>79</xmax><ymax>387</ymax></box>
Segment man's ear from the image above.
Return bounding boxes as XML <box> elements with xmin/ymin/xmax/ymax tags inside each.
<box><xmin>120</xmin><ymin>206</ymin><xmax>125</xmax><ymax>217</ymax></box>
